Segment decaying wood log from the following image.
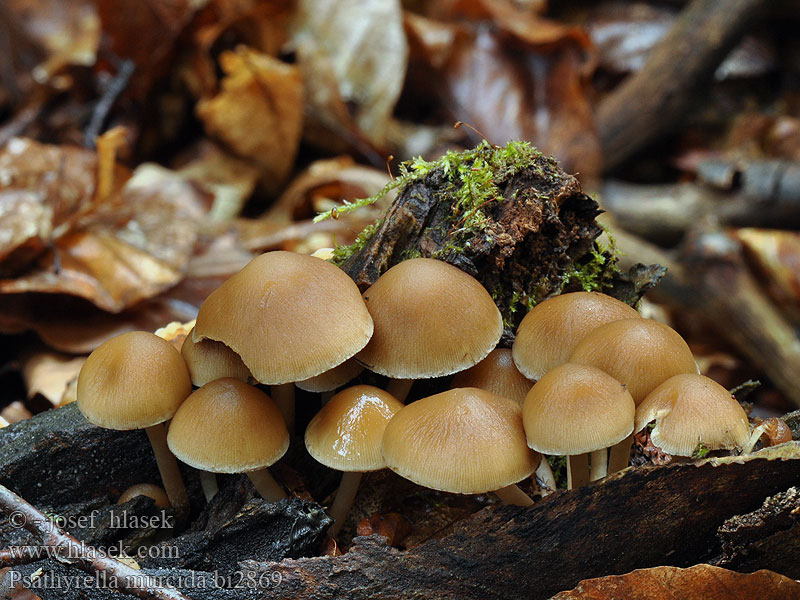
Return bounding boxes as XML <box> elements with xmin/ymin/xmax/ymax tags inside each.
<box><xmin>336</xmin><ymin>142</ymin><xmax>638</xmax><ymax>341</ymax></box>
<box><xmin>1</xmin><ymin>386</ymin><xmax>799</xmax><ymax>599</ymax></box>
<box><xmin>597</xmin><ymin>0</ymin><xmax>769</xmax><ymax>170</ymax></box>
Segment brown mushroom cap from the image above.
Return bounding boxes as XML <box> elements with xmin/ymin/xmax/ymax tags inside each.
<box><xmin>356</xmin><ymin>258</ymin><xmax>503</xmax><ymax>378</ymax></box>
<box><xmin>194</xmin><ymin>251</ymin><xmax>373</xmax><ymax>384</ymax></box>
<box><xmin>77</xmin><ymin>331</ymin><xmax>191</xmax><ymax>430</ymax></box>
<box><xmin>117</xmin><ymin>483</ymin><xmax>170</xmax><ymax>509</ymax></box>
<box><xmin>512</xmin><ymin>291</ymin><xmax>640</xmax><ymax>381</ymax></box>
<box><xmin>305</xmin><ymin>385</ymin><xmax>404</xmax><ymax>471</ymax></box>
<box><xmin>166</xmin><ymin>378</ymin><xmax>289</xmax><ymax>473</ymax></box>
<box><xmin>181</xmin><ymin>327</ymin><xmax>250</xmax><ymax>387</ymax></box>
<box><xmin>523</xmin><ymin>363</ymin><xmax>635</xmax><ymax>455</ymax></box>
<box><xmin>382</xmin><ymin>387</ymin><xmax>539</xmax><ymax>494</ymax></box>
<box><xmin>634</xmin><ymin>373</ymin><xmax>750</xmax><ymax>456</ymax></box>
<box><xmin>295</xmin><ymin>358</ymin><xmax>364</xmax><ymax>393</ymax></box>
<box><xmin>569</xmin><ymin>318</ymin><xmax>698</xmax><ymax>405</ymax></box>
<box><xmin>451</xmin><ymin>348</ymin><xmax>532</xmax><ymax>405</ymax></box>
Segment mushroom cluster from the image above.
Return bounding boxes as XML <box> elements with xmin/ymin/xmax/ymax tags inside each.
<box><xmin>75</xmin><ymin>251</ymin><xmax>757</xmax><ymax>539</ymax></box>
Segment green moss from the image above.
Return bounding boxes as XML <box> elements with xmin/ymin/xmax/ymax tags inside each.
<box><xmin>692</xmin><ymin>442</ymin><xmax>710</xmax><ymax>460</ymax></box>
<box><xmin>560</xmin><ymin>225</ymin><xmax>622</xmax><ymax>293</ymax></box>
<box><xmin>321</xmin><ymin>140</ymin><xmax>548</xmax><ymax>265</ymax></box>
<box><xmin>331</xmin><ymin>221</ymin><xmax>380</xmax><ymax>265</ymax></box>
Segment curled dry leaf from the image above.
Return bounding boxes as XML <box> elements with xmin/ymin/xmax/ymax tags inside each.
<box><xmin>0</xmin><ymin>231</ymin><xmax>252</xmax><ymax>354</ymax></box>
<box><xmin>294</xmin><ymin>0</ymin><xmax>408</xmax><ymax>148</ymax></box>
<box><xmin>356</xmin><ymin>513</ymin><xmax>411</xmax><ymax>547</ymax></box>
<box><xmin>7</xmin><ymin>0</ymin><xmax>100</xmax><ymax>84</ymax></box>
<box><xmin>0</xmin><ymin>162</ymin><xmax>208</xmax><ymax>312</ymax></box>
<box><xmin>550</xmin><ymin>564</ymin><xmax>800</xmax><ymax>600</ymax></box>
<box><xmin>21</xmin><ymin>350</ymin><xmax>85</xmax><ymax>406</ymax></box>
<box><xmin>267</xmin><ymin>156</ymin><xmax>393</xmax><ymax>223</ymax></box>
<box><xmin>405</xmin><ymin>5</ymin><xmax>600</xmax><ymax>176</ymax></box>
<box><xmin>196</xmin><ymin>45</ymin><xmax>303</xmax><ymax>193</ymax></box>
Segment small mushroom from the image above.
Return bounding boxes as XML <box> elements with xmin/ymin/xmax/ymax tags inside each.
<box><xmin>167</xmin><ymin>378</ymin><xmax>289</xmax><ymax>502</ymax></box>
<box><xmin>512</xmin><ymin>291</ymin><xmax>640</xmax><ymax>381</ymax></box>
<box><xmin>305</xmin><ymin>385</ymin><xmax>403</xmax><ymax>535</ymax></box>
<box><xmin>193</xmin><ymin>251</ymin><xmax>373</xmax><ymax>429</ymax></box>
<box><xmin>635</xmin><ymin>374</ymin><xmax>750</xmax><ymax>457</ymax></box>
<box><xmin>451</xmin><ymin>348</ymin><xmax>533</xmax><ymax>406</ymax></box>
<box><xmin>117</xmin><ymin>484</ymin><xmax>170</xmax><ymax>509</ymax></box>
<box><xmin>382</xmin><ymin>388</ymin><xmax>539</xmax><ymax>506</ymax></box>
<box><xmin>77</xmin><ymin>331</ymin><xmax>191</xmax><ymax>512</ymax></box>
<box><xmin>523</xmin><ymin>363</ymin><xmax>635</xmax><ymax>489</ymax></box>
<box><xmin>296</xmin><ymin>358</ymin><xmax>365</xmax><ymax>404</ymax></box>
<box><xmin>181</xmin><ymin>327</ymin><xmax>250</xmax><ymax>387</ymax></box>
<box><xmin>356</xmin><ymin>258</ymin><xmax>503</xmax><ymax>401</ymax></box>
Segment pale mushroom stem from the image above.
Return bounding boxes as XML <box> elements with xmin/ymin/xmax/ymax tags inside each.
<box><xmin>589</xmin><ymin>449</ymin><xmax>608</xmax><ymax>481</ymax></box>
<box><xmin>567</xmin><ymin>453</ymin><xmax>590</xmax><ymax>490</ymax></box>
<box><xmin>199</xmin><ymin>471</ymin><xmax>219</xmax><ymax>502</ymax></box>
<box><xmin>535</xmin><ymin>458</ymin><xmax>557</xmax><ymax>496</ymax></box>
<box><xmin>329</xmin><ymin>471</ymin><xmax>363</xmax><ymax>536</ymax></box>
<box><xmin>608</xmin><ymin>434</ymin><xmax>634</xmax><ymax>474</ymax></box>
<box><xmin>246</xmin><ymin>469</ymin><xmax>287</xmax><ymax>502</ymax></box>
<box><xmin>386</xmin><ymin>379</ymin><xmax>414</xmax><ymax>403</ymax></box>
<box><xmin>145</xmin><ymin>424</ymin><xmax>189</xmax><ymax>511</ymax></box>
<box><xmin>272</xmin><ymin>383</ymin><xmax>295</xmax><ymax>431</ymax></box>
<box><xmin>494</xmin><ymin>484</ymin><xmax>534</xmax><ymax>507</ymax></box>
<box><xmin>743</xmin><ymin>422</ymin><xmax>769</xmax><ymax>454</ymax></box>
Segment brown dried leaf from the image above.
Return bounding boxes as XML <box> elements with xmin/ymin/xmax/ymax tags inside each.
<box><xmin>551</xmin><ymin>565</ymin><xmax>800</xmax><ymax>600</ymax></box>
<box><xmin>0</xmin><ymin>163</ymin><xmax>207</xmax><ymax>312</ymax></box>
<box><xmin>294</xmin><ymin>0</ymin><xmax>408</xmax><ymax>148</ymax></box>
<box><xmin>21</xmin><ymin>350</ymin><xmax>85</xmax><ymax>405</ymax></box>
<box><xmin>96</xmin><ymin>0</ymin><xmax>197</xmax><ymax>99</ymax></box>
<box><xmin>406</xmin><ymin>9</ymin><xmax>600</xmax><ymax>175</ymax></box>
<box><xmin>268</xmin><ymin>156</ymin><xmax>393</xmax><ymax>222</ymax></box>
<box><xmin>356</xmin><ymin>513</ymin><xmax>411</xmax><ymax>547</ymax></box>
<box><xmin>196</xmin><ymin>46</ymin><xmax>303</xmax><ymax>192</ymax></box>
<box><xmin>8</xmin><ymin>0</ymin><xmax>100</xmax><ymax>83</ymax></box>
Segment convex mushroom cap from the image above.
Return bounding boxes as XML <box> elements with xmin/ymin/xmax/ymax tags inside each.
<box><xmin>451</xmin><ymin>348</ymin><xmax>532</xmax><ymax>405</ymax></box>
<box><xmin>513</xmin><ymin>291</ymin><xmax>640</xmax><ymax>381</ymax></box>
<box><xmin>523</xmin><ymin>363</ymin><xmax>635</xmax><ymax>456</ymax></box>
<box><xmin>181</xmin><ymin>327</ymin><xmax>250</xmax><ymax>387</ymax></box>
<box><xmin>382</xmin><ymin>387</ymin><xmax>538</xmax><ymax>494</ymax></box>
<box><xmin>357</xmin><ymin>258</ymin><xmax>503</xmax><ymax>378</ymax></box>
<box><xmin>634</xmin><ymin>373</ymin><xmax>750</xmax><ymax>456</ymax></box>
<box><xmin>569</xmin><ymin>318</ymin><xmax>698</xmax><ymax>405</ymax></box>
<box><xmin>77</xmin><ymin>331</ymin><xmax>191</xmax><ymax>429</ymax></box>
<box><xmin>167</xmin><ymin>378</ymin><xmax>289</xmax><ymax>473</ymax></box>
<box><xmin>194</xmin><ymin>251</ymin><xmax>373</xmax><ymax>384</ymax></box>
<box><xmin>296</xmin><ymin>358</ymin><xmax>364</xmax><ymax>394</ymax></box>
<box><xmin>305</xmin><ymin>385</ymin><xmax>403</xmax><ymax>471</ymax></box>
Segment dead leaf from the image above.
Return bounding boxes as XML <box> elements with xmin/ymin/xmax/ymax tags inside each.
<box><xmin>175</xmin><ymin>140</ymin><xmax>261</xmax><ymax>221</ymax></box>
<box><xmin>0</xmin><ymin>163</ymin><xmax>208</xmax><ymax>312</ymax></box>
<box><xmin>294</xmin><ymin>0</ymin><xmax>408</xmax><ymax>148</ymax></box>
<box><xmin>7</xmin><ymin>0</ymin><xmax>100</xmax><ymax>83</ymax></box>
<box><xmin>356</xmin><ymin>513</ymin><xmax>411</xmax><ymax>547</ymax></box>
<box><xmin>550</xmin><ymin>565</ymin><xmax>800</xmax><ymax>599</ymax></box>
<box><xmin>95</xmin><ymin>0</ymin><xmax>197</xmax><ymax>99</ymax></box>
<box><xmin>268</xmin><ymin>156</ymin><xmax>393</xmax><ymax>223</ymax></box>
<box><xmin>405</xmin><ymin>9</ymin><xmax>600</xmax><ymax>176</ymax></box>
<box><xmin>21</xmin><ymin>350</ymin><xmax>85</xmax><ymax>405</ymax></box>
<box><xmin>196</xmin><ymin>46</ymin><xmax>303</xmax><ymax>192</ymax></box>
<box><xmin>1</xmin><ymin>401</ymin><xmax>32</xmax><ymax>424</ymax></box>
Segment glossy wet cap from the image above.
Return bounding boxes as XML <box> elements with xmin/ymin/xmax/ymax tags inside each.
<box><xmin>357</xmin><ymin>258</ymin><xmax>503</xmax><ymax>378</ymax></box>
<box><xmin>635</xmin><ymin>373</ymin><xmax>750</xmax><ymax>456</ymax></box>
<box><xmin>569</xmin><ymin>318</ymin><xmax>698</xmax><ymax>405</ymax></box>
<box><xmin>451</xmin><ymin>348</ymin><xmax>532</xmax><ymax>405</ymax></box>
<box><xmin>382</xmin><ymin>388</ymin><xmax>539</xmax><ymax>494</ymax></box>
<box><xmin>181</xmin><ymin>327</ymin><xmax>251</xmax><ymax>387</ymax></box>
<box><xmin>77</xmin><ymin>331</ymin><xmax>192</xmax><ymax>430</ymax></box>
<box><xmin>512</xmin><ymin>292</ymin><xmax>640</xmax><ymax>381</ymax></box>
<box><xmin>523</xmin><ymin>363</ymin><xmax>635</xmax><ymax>455</ymax></box>
<box><xmin>305</xmin><ymin>385</ymin><xmax>404</xmax><ymax>471</ymax></box>
<box><xmin>194</xmin><ymin>251</ymin><xmax>373</xmax><ymax>384</ymax></box>
<box><xmin>167</xmin><ymin>378</ymin><xmax>289</xmax><ymax>473</ymax></box>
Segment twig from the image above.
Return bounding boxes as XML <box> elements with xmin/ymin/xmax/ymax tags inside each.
<box><xmin>84</xmin><ymin>59</ymin><xmax>135</xmax><ymax>148</ymax></box>
<box><xmin>0</xmin><ymin>484</ymin><xmax>191</xmax><ymax>600</ymax></box>
<box><xmin>597</xmin><ymin>0</ymin><xmax>769</xmax><ymax>171</ymax></box>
